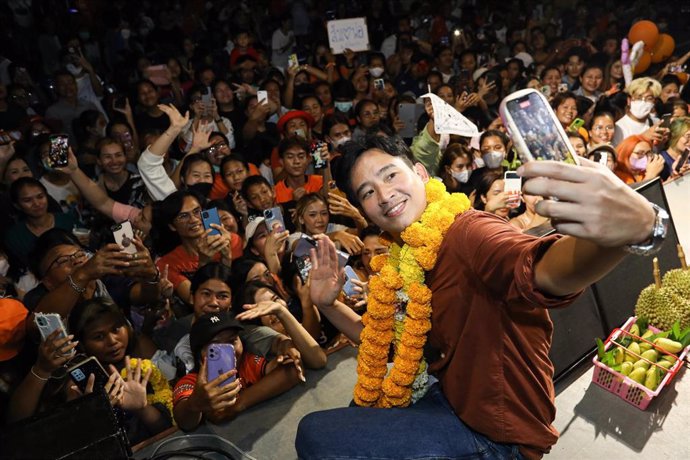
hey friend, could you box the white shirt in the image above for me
[271,28,294,69]
[613,114,650,146]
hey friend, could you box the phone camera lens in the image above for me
[203,212,209,219]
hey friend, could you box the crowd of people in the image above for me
[0,0,687,456]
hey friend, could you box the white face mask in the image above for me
[66,64,82,76]
[482,151,505,169]
[451,169,471,183]
[333,136,351,147]
[0,257,8,277]
[630,100,654,119]
[369,67,384,78]
[121,28,131,40]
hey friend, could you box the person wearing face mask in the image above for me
[471,130,518,192]
[331,79,356,116]
[323,113,352,152]
[613,77,667,146]
[614,135,665,184]
[439,143,474,195]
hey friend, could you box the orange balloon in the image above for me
[629,20,659,51]
[634,51,652,74]
[651,33,675,63]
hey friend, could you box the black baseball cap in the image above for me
[190,312,244,358]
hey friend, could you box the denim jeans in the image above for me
[295,383,524,460]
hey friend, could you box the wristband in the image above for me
[31,366,49,381]
[67,274,87,294]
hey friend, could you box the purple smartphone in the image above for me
[206,343,236,386]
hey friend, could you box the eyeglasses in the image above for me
[592,125,615,132]
[632,96,656,103]
[175,207,202,223]
[46,250,89,272]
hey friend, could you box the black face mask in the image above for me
[187,182,213,198]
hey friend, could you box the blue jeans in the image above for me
[295,383,524,460]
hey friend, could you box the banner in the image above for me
[327,18,370,54]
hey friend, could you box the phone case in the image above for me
[206,343,236,386]
[257,90,268,104]
[499,89,579,165]
[68,357,110,393]
[342,266,360,297]
[112,221,137,254]
[310,141,328,169]
[263,207,285,233]
[35,313,69,342]
[397,103,424,138]
[46,134,69,169]
[202,208,222,236]
[503,171,522,193]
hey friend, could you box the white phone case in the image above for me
[113,221,138,254]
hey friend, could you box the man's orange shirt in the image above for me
[274,175,323,203]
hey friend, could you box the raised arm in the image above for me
[521,158,658,297]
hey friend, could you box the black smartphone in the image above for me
[68,356,110,393]
[44,134,69,169]
[675,149,690,173]
[660,114,673,129]
[113,95,127,110]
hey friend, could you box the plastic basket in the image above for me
[591,316,689,410]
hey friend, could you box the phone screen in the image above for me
[45,134,69,169]
[502,90,578,165]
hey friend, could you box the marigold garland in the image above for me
[120,358,174,423]
[354,179,470,408]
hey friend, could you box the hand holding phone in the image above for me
[342,266,360,297]
[68,356,111,393]
[206,343,236,387]
[263,207,285,233]
[112,221,138,255]
[202,208,222,236]
[257,90,268,105]
[43,134,70,169]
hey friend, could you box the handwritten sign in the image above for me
[327,18,370,54]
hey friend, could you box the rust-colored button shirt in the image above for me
[427,210,581,459]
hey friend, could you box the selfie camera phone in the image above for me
[568,118,585,131]
[0,131,13,145]
[373,79,385,91]
[68,356,110,393]
[263,207,285,233]
[660,114,673,129]
[112,221,138,255]
[558,83,568,93]
[310,141,328,169]
[540,85,551,97]
[397,103,424,138]
[499,89,579,165]
[257,90,268,105]
[288,54,299,69]
[206,343,236,386]
[675,149,690,173]
[44,134,69,169]
[202,207,222,236]
[201,86,213,116]
[113,95,127,111]
[342,266,360,297]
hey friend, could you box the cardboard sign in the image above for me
[327,18,370,54]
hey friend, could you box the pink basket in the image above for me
[592,316,689,410]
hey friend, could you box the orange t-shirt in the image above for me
[274,175,324,204]
[173,352,267,405]
[156,237,243,289]
[209,164,260,201]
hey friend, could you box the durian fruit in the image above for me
[662,245,690,314]
[635,257,690,330]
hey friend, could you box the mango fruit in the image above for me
[629,324,640,337]
[644,368,660,391]
[641,349,659,363]
[629,367,646,384]
[620,361,633,376]
[660,354,677,365]
[626,342,641,362]
[633,359,650,371]
[613,347,625,364]
[641,330,655,340]
[639,341,653,352]
[657,360,674,371]
[653,338,683,354]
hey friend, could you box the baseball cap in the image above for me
[190,312,244,358]
[277,110,315,133]
[244,216,266,242]
[0,299,29,361]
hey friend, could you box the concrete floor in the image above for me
[137,347,690,459]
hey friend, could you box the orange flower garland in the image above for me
[353,179,471,408]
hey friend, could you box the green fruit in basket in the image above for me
[633,359,650,371]
[629,367,646,384]
[625,342,641,362]
[644,368,660,391]
[613,347,625,364]
[641,330,655,341]
[653,338,683,354]
[639,341,653,353]
[629,323,640,337]
[661,354,677,365]
[620,361,633,376]
[641,349,659,363]
[657,360,674,371]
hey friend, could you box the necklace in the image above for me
[354,179,471,408]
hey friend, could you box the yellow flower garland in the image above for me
[120,358,174,423]
[353,179,470,408]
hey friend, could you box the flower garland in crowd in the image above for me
[354,179,471,408]
[120,358,174,421]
